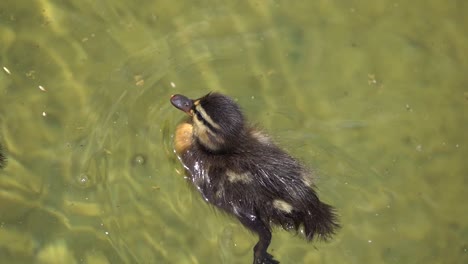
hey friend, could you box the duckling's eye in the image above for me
[195,110,203,122]
[194,109,217,132]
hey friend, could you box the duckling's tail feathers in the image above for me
[303,202,340,241]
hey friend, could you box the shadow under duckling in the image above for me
[170,92,339,264]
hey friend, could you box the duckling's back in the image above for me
[185,136,339,241]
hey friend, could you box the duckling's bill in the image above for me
[170,94,193,115]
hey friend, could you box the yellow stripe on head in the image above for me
[194,105,221,130]
[192,105,225,151]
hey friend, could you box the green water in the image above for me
[1,1,467,263]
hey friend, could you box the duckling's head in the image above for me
[171,92,245,153]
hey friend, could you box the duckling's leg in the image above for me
[236,213,279,264]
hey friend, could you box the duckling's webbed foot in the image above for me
[254,251,279,264]
[235,212,280,264]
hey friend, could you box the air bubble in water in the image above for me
[77,173,90,188]
[132,154,146,166]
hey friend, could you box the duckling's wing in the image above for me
[246,147,339,240]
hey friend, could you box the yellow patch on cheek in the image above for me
[193,117,222,151]
[174,123,193,154]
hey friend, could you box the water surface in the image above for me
[0,1,467,263]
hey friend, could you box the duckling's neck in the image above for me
[194,129,249,155]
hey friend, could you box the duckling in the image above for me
[170,92,339,264]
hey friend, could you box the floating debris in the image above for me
[26,70,36,79]
[2,66,11,75]
[38,85,47,92]
[134,75,145,86]
[405,104,413,112]
[368,74,377,85]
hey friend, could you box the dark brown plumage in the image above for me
[170,92,339,264]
